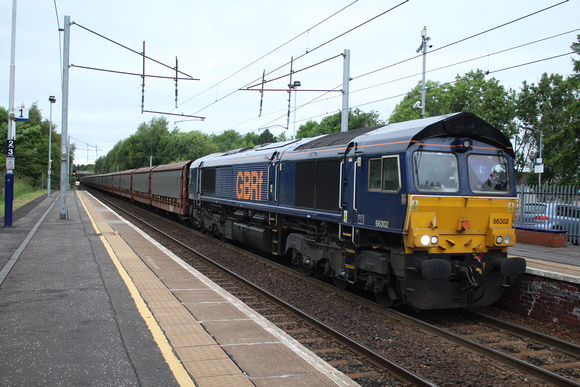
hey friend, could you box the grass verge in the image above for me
[0,179,46,217]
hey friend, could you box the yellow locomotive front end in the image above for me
[392,136,526,310]
[397,195,525,310]
[405,195,517,255]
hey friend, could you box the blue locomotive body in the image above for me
[83,112,526,310]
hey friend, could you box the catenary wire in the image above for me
[346,28,580,98]
[353,0,569,81]
[175,0,360,110]
[322,51,576,123]
[180,1,410,122]
[230,27,580,134]
[181,0,563,129]
[250,48,576,135]
[53,0,63,87]
[71,22,196,79]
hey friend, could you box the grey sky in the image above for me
[1,0,578,164]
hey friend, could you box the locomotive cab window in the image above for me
[468,154,510,193]
[368,156,400,191]
[413,151,459,192]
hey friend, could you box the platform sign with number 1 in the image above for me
[14,107,29,122]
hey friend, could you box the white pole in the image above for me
[341,49,350,133]
[60,16,71,219]
[4,0,17,227]
[7,0,17,140]
[420,27,429,119]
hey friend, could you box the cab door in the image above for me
[340,143,360,238]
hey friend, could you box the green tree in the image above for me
[450,70,517,137]
[211,130,245,152]
[572,34,580,77]
[389,70,516,138]
[15,124,46,185]
[97,116,172,170]
[516,73,580,184]
[295,120,319,138]
[388,80,453,123]
[257,128,276,144]
[159,130,218,162]
[296,108,384,138]
[0,103,68,187]
[134,116,170,166]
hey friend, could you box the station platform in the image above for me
[509,241,580,284]
[0,191,356,386]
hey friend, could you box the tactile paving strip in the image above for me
[78,192,253,386]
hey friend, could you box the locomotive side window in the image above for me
[413,151,459,192]
[368,156,400,191]
[468,154,510,193]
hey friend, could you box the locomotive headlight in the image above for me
[455,138,473,152]
[419,234,438,246]
[504,235,511,245]
[495,235,503,244]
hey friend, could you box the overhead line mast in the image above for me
[70,23,202,120]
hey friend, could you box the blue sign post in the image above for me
[4,173,14,227]
[5,140,16,227]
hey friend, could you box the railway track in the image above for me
[89,189,580,385]
[89,190,433,386]
[417,309,580,386]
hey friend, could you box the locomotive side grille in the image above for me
[295,159,341,213]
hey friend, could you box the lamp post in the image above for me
[522,126,543,192]
[287,79,300,136]
[48,95,56,197]
[291,80,300,138]
[416,26,431,119]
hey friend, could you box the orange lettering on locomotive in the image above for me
[236,170,264,201]
[251,171,259,200]
[243,171,251,199]
[236,171,244,199]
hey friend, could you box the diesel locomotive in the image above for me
[82,112,526,310]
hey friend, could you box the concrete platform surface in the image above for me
[0,192,178,386]
[0,191,356,386]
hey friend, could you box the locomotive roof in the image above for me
[295,112,513,156]
[193,112,513,167]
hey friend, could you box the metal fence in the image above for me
[515,184,580,244]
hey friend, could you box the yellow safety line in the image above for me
[77,192,194,386]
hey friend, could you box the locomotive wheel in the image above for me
[333,277,350,290]
[375,289,394,308]
[294,250,315,276]
[301,263,315,276]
